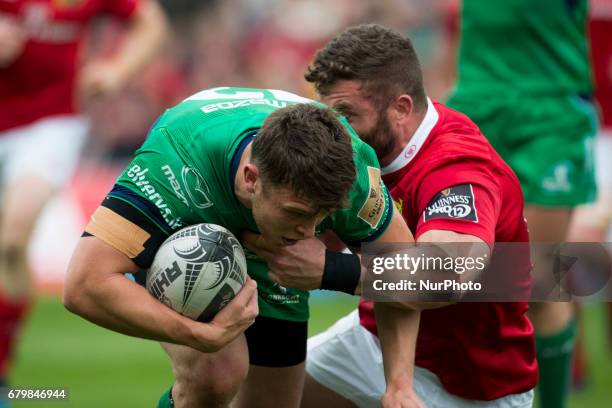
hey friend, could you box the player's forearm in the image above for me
[374,303,420,391]
[65,273,202,346]
[63,238,223,352]
[109,0,168,84]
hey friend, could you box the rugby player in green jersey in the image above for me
[63,87,414,408]
[447,1,598,406]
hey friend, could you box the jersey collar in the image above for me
[382,98,438,175]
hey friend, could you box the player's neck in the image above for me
[234,144,254,208]
[378,109,426,167]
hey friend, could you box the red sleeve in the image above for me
[100,0,140,19]
[414,164,501,243]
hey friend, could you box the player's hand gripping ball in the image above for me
[147,224,247,322]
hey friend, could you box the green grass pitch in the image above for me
[8,295,612,407]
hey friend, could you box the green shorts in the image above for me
[447,91,598,207]
[247,256,309,322]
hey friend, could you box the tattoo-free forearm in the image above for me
[374,303,421,392]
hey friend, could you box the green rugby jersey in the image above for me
[111,87,393,249]
[455,0,592,95]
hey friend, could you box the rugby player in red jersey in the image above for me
[0,0,166,395]
[306,24,537,408]
[247,24,537,407]
[568,0,612,386]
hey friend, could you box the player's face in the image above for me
[321,80,399,159]
[251,183,329,248]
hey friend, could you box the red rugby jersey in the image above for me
[359,100,537,400]
[0,0,139,132]
[590,0,612,129]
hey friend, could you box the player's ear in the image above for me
[243,164,259,194]
[392,94,414,121]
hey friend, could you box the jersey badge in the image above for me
[358,166,386,228]
[423,184,478,222]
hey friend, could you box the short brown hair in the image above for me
[305,24,427,111]
[252,103,356,209]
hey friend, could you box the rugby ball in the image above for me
[146,223,247,322]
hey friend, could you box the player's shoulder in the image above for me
[423,101,495,165]
[420,102,522,193]
[401,101,520,193]
[153,89,264,136]
[161,87,315,128]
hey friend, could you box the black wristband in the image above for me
[321,250,361,295]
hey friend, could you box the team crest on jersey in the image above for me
[358,167,386,228]
[181,166,213,209]
[423,184,478,222]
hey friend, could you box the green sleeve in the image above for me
[321,140,394,245]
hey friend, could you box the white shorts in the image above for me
[573,131,612,235]
[0,115,88,189]
[306,310,534,408]
[594,130,612,192]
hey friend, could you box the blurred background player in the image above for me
[0,0,167,402]
[567,0,612,388]
[447,1,598,407]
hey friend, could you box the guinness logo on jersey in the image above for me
[423,184,478,223]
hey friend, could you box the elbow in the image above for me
[141,0,169,47]
[158,10,170,44]
[63,268,90,316]
[62,281,82,315]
